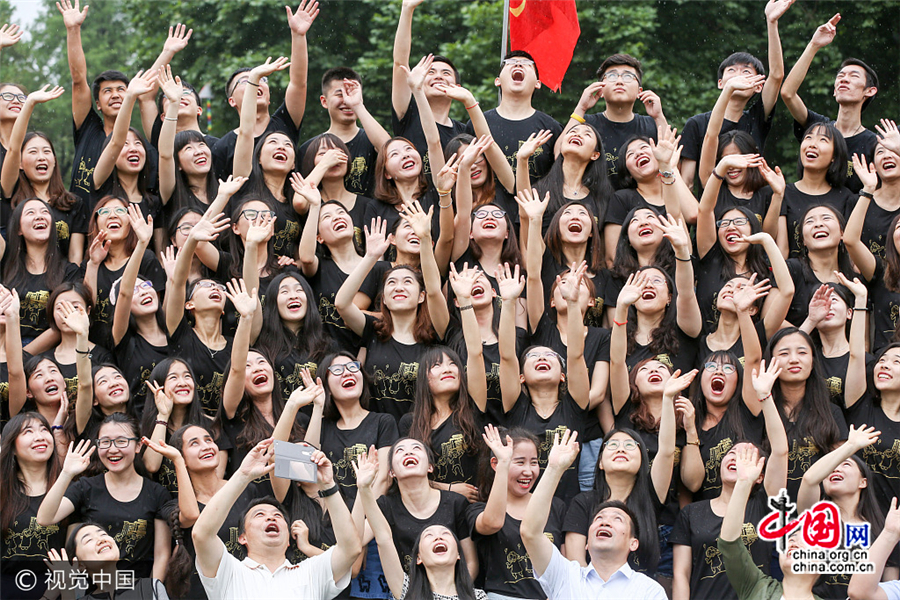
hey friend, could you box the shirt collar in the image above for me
[242,556,300,573]
[583,560,635,583]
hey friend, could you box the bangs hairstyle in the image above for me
[839,58,879,111]
[65,521,115,562]
[713,206,770,300]
[300,132,351,179]
[407,526,478,600]
[612,205,674,281]
[410,347,480,457]
[616,135,655,190]
[3,198,67,292]
[596,53,643,85]
[873,343,900,404]
[11,132,79,211]
[247,130,296,201]
[470,203,521,267]
[374,137,428,205]
[88,196,138,254]
[140,358,206,438]
[1,412,61,531]
[91,70,129,104]
[97,412,147,476]
[885,214,900,292]
[224,195,282,281]
[386,436,436,495]
[373,265,438,344]
[624,266,680,356]
[170,130,218,212]
[476,426,539,502]
[315,199,364,256]
[47,282,94,332]
[100,127,152,200]
[256,273,331,371]
[690,351,746,441]
[544,200,605,274]
[797,122,849,189]
[717,52,766,80]
[319,351,373,421]
[431,55,461,84]
[166,206,205,242]
[716,131,766,193]
[321,66,361,94]
[797,203,855,279]
[627,358,674,433]
[763,327,842,452]
[444,133,497,207]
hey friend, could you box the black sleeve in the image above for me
[668,503,692,546]
[376,414,401,448]
[679,114,705,162]
[398,413,412,438]
[562,491,594,534]
[793,108,829,142]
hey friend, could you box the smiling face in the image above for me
[626,208,663,249]
[800,126,836,171]
[162,87,202,120]
[316,202,354,246]
[773,332,814,383]
[96,198,131,242]
[382,268,425,313]
[801,206,841,251]
[720,142,749,188]
[468,271,495,309]
[471,205,509,243]
[624,139,658,181]
[833,64,876,106]
[27,359,65,408]
[720,442,763,485]
[391,218,421,256]
[171,212,201,249]
[276,277,308,322]
[716,277,757,315]
[586,506,639,556]
[326,355,363,402]
[506,440,539,497]
[700,356,739,407]
[550,271,594,315]
[0,84,26,121]
[560,124,601,162]
[115,130,146,175]
[384,139,422,181]
[129,277,159,317]
[458,144,489,188]
[423,61,457,99]
[19,199,53,245]
[823,458,866,499]
[185,278,226,313]
[390,438,432,480]
[96,80,127,118]
[93,366,129,411]
[230,73,270,112]
[426,353,461,397]
[259,132,295,175]
[634,268,670,314]
[75,525,120,564]
[416,525,460,567]
[313,138,349,179]
[874,347,900,392]
[97,421,138,473]
[21,135,56,184]
[320,79,356,125]
[232,200,274,241]
[180,425,219,472]
[163,361,195,406]
[599,432,642,475]
[521,347,564,387]
[177,139,211,176]
[239,503,289,552]
[558,203,593,245]
[817,288,851,333]
[52,290,88,334]
[717,208,752,255]
[244,351,275,398]
[495,58,540,95]
[874,143,900,182]
[13,417,54,465]
[633,359,671,396]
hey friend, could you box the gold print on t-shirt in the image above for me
[56,220,70,243]
[226,527,242,557]
[700,522,759,581]
[283,361,319,395]
[74,159,94,193]
[318,295,345,330]
[374,362,418,401]
[825,376,843,398]
[509,142,544,176]
[114,520,147,557]
[198,371,225,416]
[656,353,674,369]
[705,438,733,492]
[434,434,466,481]
[21,290,50,324]
[793,221,802,258]
[273,220,300,253]
[863,439,900,479]
[539,426,570,467]
[3,517,59,557]
[334,443,368,485]
[0,381,9,404]
[605,152,618,176]
[346,157,367,191]
[64,376,78,403]
[890,304,900,336]
[95,296,112,326]
[504,543,534,583]
[788,437,818,480]
[869,239,886,259]
[709,291,721,331]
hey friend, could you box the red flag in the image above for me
[508,0,580,93]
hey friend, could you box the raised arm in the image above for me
[759,159,786,239]
[837,273,870,408]
[611,272,646,414]
[653,126,696,224]
[515,131,553,241]
[221,279,259,420]
[309,449,362,584]
[761,0,793,115]
[520,430,579,577]
[403,54,446,178]
[0,289,27,418]
[844,155,880,281]
[270,371,323,502]
[56,0,91,129]
[142,380,175,474]
[780,14,841,126]
[798,425,880,513]
[559,262,591,410]
[474,426,513,535]
[451,136,492,262]
[56,301,94,436]
[335,219,390,336]
[747,232,794,338]
[112,205,152,346]
[241,214,274,341]
[233,57,291,178]
[678,393,703,493]
[516,188,549,330]
[497,263,525,413]
[0,85,65,198]
[156,65,183,204]
[733,275,771,416]
[36,440,94,526]
[448,264,488,412]
[720,445,764,541]
[139,24,193,137]
[654,370,697,503]
[292,173,321,275]
[341,78,390,154]
[284,1,318,127]
[400,198,448,332]
[0,23,23,55]
[428,159,457,276]
[391,0,422,120]
[92,69,158,189]
[142,437,200,527]
[848,498,900,600]
[753,359,789,496]
[660,215,702,337]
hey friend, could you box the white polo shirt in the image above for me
[197,539,350,600]
[536,545,667,600]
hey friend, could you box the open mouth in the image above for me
[596,527,613,539]
[44,383,59,395]
[106,220,122,231]
[636,156,651,168]
[612,454,629,462]
[97,541,114,554]
[194,156,208,167]
[109,100,122,109]
[402,456,419,468]
[341,377,356,389]
[401,159,417,171]
[407,234,420,247]
[710,375,726,394]
[140,295,154,306]
[567,221,583,233]
[273,151,289,162]
[251,373,269,386]
[208,290,223,302]
[829,473,844,482]
[805,150,819,161]
[109,385,126,398]
[31,442,49,453]
[568,136,584,147]
[535,360,552,372]
[432,541,449,554]
[174,386,192,398]
[392,292,408,302]
[332,218,348,233]
[727,462,737,472]
[471,168,482,179]
[32,220,48,230]
[726,169,742,180]
[511,69,525,83]
[265,523,280,535]
[35,163,49,174]
[287,299,303,311]
[883,159,898,171]
[482,220,498,230]
[106,455,124,465]
[877,371,892,381]
[472,284,486,297]
[638,225,654,237]
[516,476,533,489]
[647,373,663,384]
[199,449,216,461]
[812,230,829,240]
[126,154,141,166]
[641,289,657,301]
[725,232,740,243]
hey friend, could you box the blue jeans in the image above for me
[578,438,603,492]
[350,540,391,599]
[657,524,674,578]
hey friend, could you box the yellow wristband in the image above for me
[570,112,586,124]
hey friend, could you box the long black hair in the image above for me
[690,351,747,442]
[625,266,681,356]
[612,205,674,281]
[823,455,885,540]
[797,122,849,189]
[476,426,539,502]
[255,272,331,370]
[0,412,61,531]
[100,127,153,201]
[797,203,856,281]
[544,200,605,274]
[3,198,67,292]
[716,130,766,193]
[407,526,478,600]
[169,130,219,212]
[223,195,282,281]
[140,358,206,438]
[246,130,295,203]
[319,351,373,422]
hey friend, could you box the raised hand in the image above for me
[399,199,434,241]
[53,390,69,429]
[846,424,881,452]
[448,263,480,301]
[126,69,159,97]
[286,0,320,36]
[341,78,364,112]
[875,119,900,156]
[751,358,782,399]
[291,519,311,548]
[44,548,79,593]
[650,125,681,169]
[217,175,249,198]
[311,450,335,488]
[141,436,184,463]
[576,81,605,112]
[657,214,691,257]
[759,160,786,195]
[735,444,765,484]
[664,369,699,398]
[638,90,664,121]
[495,263,524,302]
[434,151,461,192]
[483,424,513,464]
[0,23,23,47]
[0,287,20,321]
[732,274,771,313]
[290,173,323,207]
[885,498,900,538]
[459,134,492,168]
[287,370,325,408]
[364,217,391,259]
[28,85,66,105]
[159,64,183,104]
[251,56,291,81]
[163,23,192,55]
[765,0,795,23]
[402,53,433,92]
[224,278,258,319]
[238,438,275,480]
[811,13,840,49]
[557,261,588,304]
[145,380,173,420]
[62,440,95,477]
[188,214,231,243]
[851,154,878,192]
[516,130,554,160]
[352,445,379,489]
[834,271,868,302]
[59,299,90,337]
[514,187,550,221]
[160,245,179,280]
[245,212,275,246]
[806,284,833,327]
[546,429,579,471]
[723,74,767,95]
[435,82,476,106]
[56,0,89,29]
[675,396,697,435]
[616,271,649,307]
[127,203,153,245]
[718,153,765,173]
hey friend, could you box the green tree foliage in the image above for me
[2,0,898,179]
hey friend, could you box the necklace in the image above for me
[563,183,586,198]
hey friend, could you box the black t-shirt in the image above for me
[604,187,666,226]
[212,102,301,181]
[794,109,877,193]
[624,326,699,376]
[695,249,772,336]
[391,97,466,177]
[272,350,320,406]
[114,329,169,418]
[63,474,171,578]
[466,498,567,598]
[529,312,611,382]
[362,314,430,422]
[681,99,775,163]
[376,490,471,573]
[715,185,773,225]
[51,199,89,261]
[694,402,765,502]
[783,402,849,501]
[818,350,875,407]
[169,317,233,417]
[89,250,165,350]
[44,345,113,401]
[785,258,858,328]
[269,195,305,259]
[583,112,659,189]
[859,198,900,261]
[455,327,528,427]
[15,263,82,340]
[780,183,855,260]
[537,252,609,328]
[504,390,587,502]
[669,493,773,600]
[868,258,900,352]
[298,128,379,197]
[321,412,399,506]
[399,413,481,489]
[2,494,69,599]
[222,410,309,480]
[697,319,768,374]
[70,110,107,205]
[845,395,900,514]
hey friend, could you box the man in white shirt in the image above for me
[192,439,362,600]
[521,430,667,600]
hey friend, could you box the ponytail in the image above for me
[165,509,193,598]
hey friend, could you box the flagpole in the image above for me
[500,0,509,104]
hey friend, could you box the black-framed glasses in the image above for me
[97,437,138,449]
[232,76,268,95]
[473,209,506,220]
[175,223,195,235]
[704,362,736,374]
[189,280,226,300]
[0,91,27,102]
[716,217,750,228]
[240,209,277,221]
[605,440,638,451]
[97,206,128,217]
[327,361,361,376]
[602,72,638,83]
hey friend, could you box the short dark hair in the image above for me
[91,70,130,104]
[238,496,288,537]
[155,79,201,117]
[322,67,361,95]
[225,67,252,99]
[431,55,461,85]
[593,499,640,540]
[839,58,879,111]
[796,122,849,189]
[596,54,643,85]
[501,50,539,80]
[717,52,766,81]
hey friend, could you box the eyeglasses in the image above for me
[0,92,27,103]
[605,440,638,451]
[175,223,195,235]
[473,209,506,220]
[97,206,128,217]
[134,280,154,294]
[327,361,361,376]
[232,76,267,95]
[503,58,535,68]
[525,350,560,361]
[704,362,736,374]
[716,217,750,228]
[602,72,638,83]
[189,280,226,300]
[97,437,138,449]
[240,209,277,221]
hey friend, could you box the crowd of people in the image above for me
[1,0,900,598]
